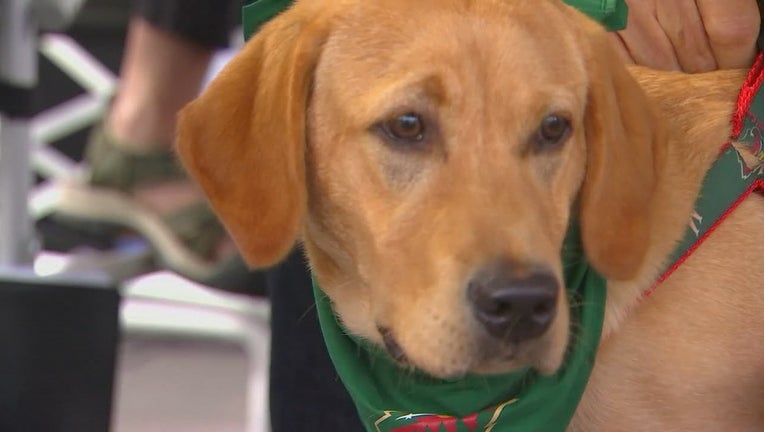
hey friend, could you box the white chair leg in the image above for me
[246,317,271,432]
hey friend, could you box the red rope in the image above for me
[731,52,764,138]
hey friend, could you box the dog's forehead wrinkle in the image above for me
[354,73,454,130]
[324,2,543,94]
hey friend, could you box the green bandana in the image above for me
[313,223,606,432]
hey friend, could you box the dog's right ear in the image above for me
[176,2,336,268]
[576,19,665,281]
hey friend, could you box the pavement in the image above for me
[113,335,249,432]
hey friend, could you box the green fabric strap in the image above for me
[313,223,606,432]
[665,85,764,270]
[241,0,628,41]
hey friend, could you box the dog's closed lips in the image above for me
[378,326,408,364]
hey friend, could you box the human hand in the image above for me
[610,0,761,72]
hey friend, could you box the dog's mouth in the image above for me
[375,324,556,377]
[367,260,578,377]
[378,326,409,364]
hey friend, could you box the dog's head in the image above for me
[177,0,661,378]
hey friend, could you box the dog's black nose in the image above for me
[467,262,558,343]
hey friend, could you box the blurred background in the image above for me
[0,1,271,431]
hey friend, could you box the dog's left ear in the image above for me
[578,25,666,280]
[176,2,338,268]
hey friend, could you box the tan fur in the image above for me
[176,0,764,429]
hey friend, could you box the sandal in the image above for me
[48,121,261,293]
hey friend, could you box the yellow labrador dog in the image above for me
[177,0,764,429]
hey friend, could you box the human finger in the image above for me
[617,0,683,70]
[696,0,760,69]
[655,0,717,72]
[609,32,637,65]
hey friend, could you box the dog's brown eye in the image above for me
[533,114,571,151]
[382,113,425,142]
